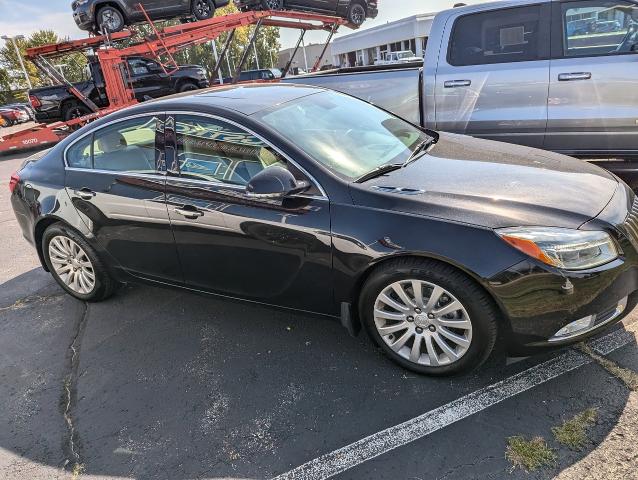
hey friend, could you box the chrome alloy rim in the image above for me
[48,236,96,295]
[100,9,122,31]
[350,4,366,25]
[264,0,282,9]
[195,0,212,17]
[373,280,472,366]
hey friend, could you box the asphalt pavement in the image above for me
[1,151,637,480]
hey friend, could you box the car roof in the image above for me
[138,83,325,116]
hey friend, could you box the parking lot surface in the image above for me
[1,151,638,479]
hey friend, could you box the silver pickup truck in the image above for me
[284,0,638,187]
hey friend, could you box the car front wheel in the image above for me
[359,258,498,375]
[43,223,117,302]
[261,0,284,10]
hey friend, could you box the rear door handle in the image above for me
[558,72,591,81]
[174,206,204,219]
[74,188,95,200]
[444,79,471,88]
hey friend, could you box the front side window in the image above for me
[449,5,545,66]
[128,58,150,76]
[255,91,431,180]
[174,115,289,186]
[92,116,158,172]
[562,1,638,56]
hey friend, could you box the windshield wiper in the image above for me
[354,163,403,183]
[404,136,436,166]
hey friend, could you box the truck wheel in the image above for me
[97,6,125,33]
[192,0,215,21]
[261,0,284,10]
[63,103,91,122]
[347,1,366,27]
[178,82,199,93]
[359,258,498,375]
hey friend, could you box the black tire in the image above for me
[42,223,118,302]
[97,6,125,33]
[347,1,367,27]
[261,0,284,10]
[62,103,91,122]
[192,0,215,21]
[178,81,199,93]
[359,258,499,376]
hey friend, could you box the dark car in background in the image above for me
[9,84,638,375]
[72,0,230,33]
[235,0,378,26]
[29,55,209,123]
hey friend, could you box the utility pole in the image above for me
[2,35,32,89]
[211,40,224,84]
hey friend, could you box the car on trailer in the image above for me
[0,107,29,126]
[9,84,638,376]
[72,0,231,33]
[234,0,378,27]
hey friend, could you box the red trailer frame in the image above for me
[0,8,349,154]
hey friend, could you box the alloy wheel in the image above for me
[100,9,122,32]
[373,279,473,367]
[48,235,96,295]
[195,0,212,18]
[349,4,366,26]
[264,0,283,9]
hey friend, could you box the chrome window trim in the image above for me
[166,110,329,200]
[65,167,166,180]
[63,110,329,201]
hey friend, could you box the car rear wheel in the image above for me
[43,223,117,302]
[359,258,498,375]
[97,6,125,33]
[62,103,91,122]
[261,0,284,10]
[192,0,215,20]
[178,81,199,92]
[347,2,366,26]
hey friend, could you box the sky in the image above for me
[0,0,491,49]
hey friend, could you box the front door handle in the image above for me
[444,79,471,88]
[74,188,95,200]
[174,206,204,219]
[558,72,592,81]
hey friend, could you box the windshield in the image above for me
[255,91,431,180]
[397,51,415,59]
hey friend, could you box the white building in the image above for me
[277,43,333,73]
[331,13,436,67]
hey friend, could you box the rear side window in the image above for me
[449,5,546,66]
[66,134,92,169]
[561,1,638,57]
[66,115,159,172]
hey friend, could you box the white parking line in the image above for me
[273,321,638,480]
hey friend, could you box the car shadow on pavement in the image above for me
[0,267,634,480]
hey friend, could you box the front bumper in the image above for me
[489,186,638,353]
[72,5,95,31]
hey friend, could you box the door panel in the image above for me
[164,114,334,314]
[65,114,183,283]
[434,4,551,148]
[127,58,171,100]
[546,0,638,155]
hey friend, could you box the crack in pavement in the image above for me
[60,302,89,475]
[577,343,638,391]
[0,292,64,312]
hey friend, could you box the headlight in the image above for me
[496,227,619,270]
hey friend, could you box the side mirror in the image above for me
[246,166,310,199]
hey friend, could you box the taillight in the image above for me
[9,172,20,193]
[29,95,41,109]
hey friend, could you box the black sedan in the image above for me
[234,0,378,26]
[9,84,638,375]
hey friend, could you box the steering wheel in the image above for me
[615,22,638,52]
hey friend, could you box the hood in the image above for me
[349,133,619,229]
